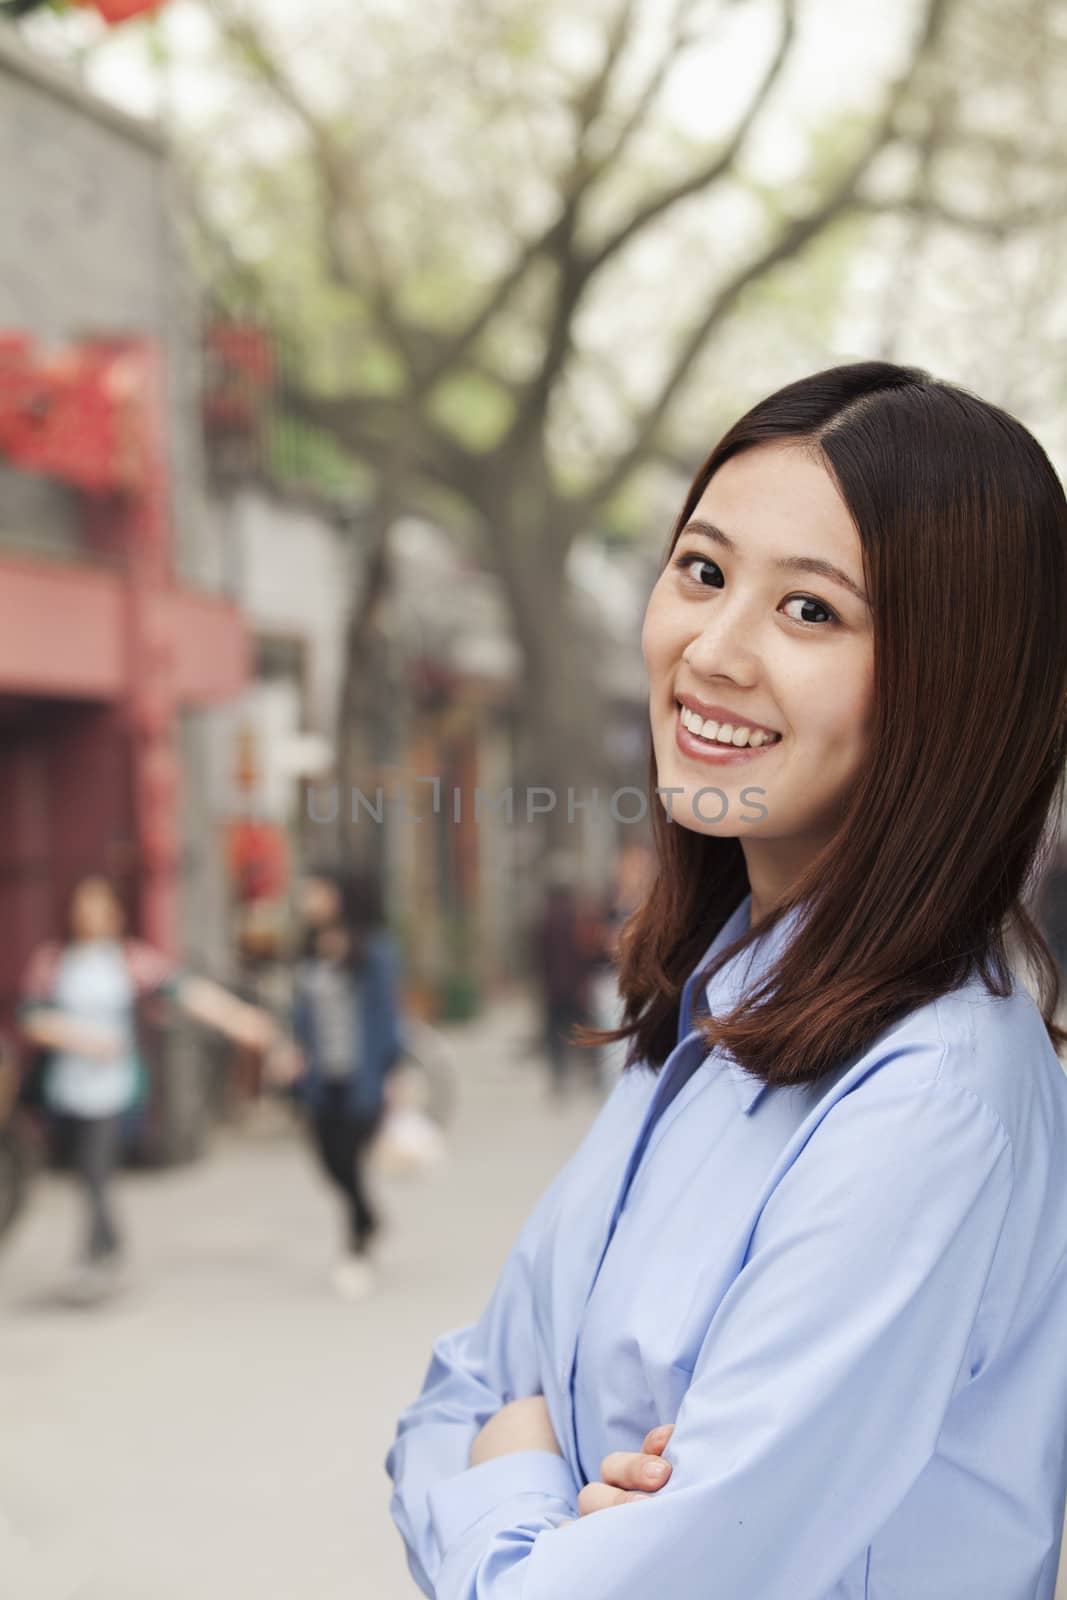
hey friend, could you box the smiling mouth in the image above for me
[675,700,783,752]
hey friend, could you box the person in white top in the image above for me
[17,875,276,1303]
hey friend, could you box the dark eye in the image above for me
[673,553,722,588]
[782,596,836,628]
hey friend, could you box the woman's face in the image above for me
[300,876,341,928]
[70,878,124,942]
[642,440,875,900]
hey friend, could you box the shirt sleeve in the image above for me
[15,942,60,1015]
[123,938,185,1000]
[384,1152,584,1596]
[427,1068,1014,1600]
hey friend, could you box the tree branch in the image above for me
[574,0,953,517]
[854,191,1062,238]
[872,79,952,363]
[583,0,707,186]
[568,0,643,142]
[174,160,268,310]
[580,0,797,283]
[414,0,647,393]
[279,384,485,509]
[506,0,794,449]
[209,1,422,376]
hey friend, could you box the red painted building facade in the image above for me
[0,32,249,1048]
[0,336,248,1042]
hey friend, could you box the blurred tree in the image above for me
[169,0,972,847]
[864,0,1067,420]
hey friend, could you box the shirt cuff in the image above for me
[427,1449,579,1558]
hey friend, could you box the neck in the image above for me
[742,835,832,930]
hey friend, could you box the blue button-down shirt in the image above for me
[385,892,1067,1598]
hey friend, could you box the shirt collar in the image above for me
[726,1055,769,1115]
[681,891,807,1114]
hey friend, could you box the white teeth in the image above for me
[679,705,779,749]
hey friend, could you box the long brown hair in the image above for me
[579,360,1067,1085]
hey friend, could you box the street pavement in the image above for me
[3,986,1066,1598]
[0,990,601,1600]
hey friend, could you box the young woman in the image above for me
[385,362,1067,1599]
[287,864,406,1300]
[17,874,276,1302]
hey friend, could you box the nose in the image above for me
[682,592,762,683]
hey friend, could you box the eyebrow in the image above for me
[680,518,869,606]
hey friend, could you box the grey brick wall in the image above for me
[0,23,221,591]
[0,25,231,972]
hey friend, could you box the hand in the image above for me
[78,1022,125,1063]
[557,1423,675,1528]
[230,1006,277,1053]
[264,1037,306,1087]
[470,1396,562,1467]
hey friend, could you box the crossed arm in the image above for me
[470,1394,673,1515]
[386,1072,1014,1600]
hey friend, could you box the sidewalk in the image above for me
[0,989,600,1600]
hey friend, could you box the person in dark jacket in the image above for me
[532,851,601,1100]
[286,864,406,1300]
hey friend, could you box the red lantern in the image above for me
[0,335,161,494]
[208,325,274,388]
[225,820,290,904]
[71,0,168,24]
[202,323,275,442]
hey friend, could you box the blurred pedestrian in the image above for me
[533,851,599,1100]
[587,837,655,1094]
[231,903,294,1111]
[282,864,406,1300]
[16,874,276,1304]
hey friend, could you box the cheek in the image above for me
[640,608,659,678]
[842,659,876,740]
[808,665,874,759]
[641,586,679,675]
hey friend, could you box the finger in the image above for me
[641,1423,675,1454]
[577,1482,652,1517]
[600,1446,673,1491]
[578,1482,617,1516]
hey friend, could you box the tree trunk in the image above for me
[483,488,615,858]
[336,482,401,877]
